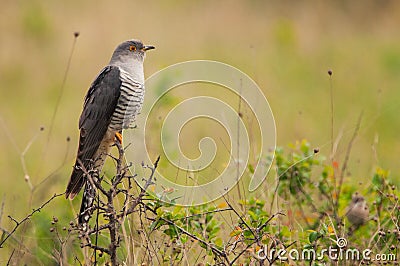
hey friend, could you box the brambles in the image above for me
[1,141,398,265]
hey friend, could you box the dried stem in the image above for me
[0,193,64,248]
[335,111,363,211]
[75,140,160,266]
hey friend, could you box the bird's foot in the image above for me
[115,132,123,144]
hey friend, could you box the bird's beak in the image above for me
[142,45,155,52]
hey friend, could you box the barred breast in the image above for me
[109,68,145,131]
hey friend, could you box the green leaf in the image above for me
[243,229,254,238]
[229,228,242,237]
[156,207,164,216]
[248,164,255,173]
[214,237,223,247]
[164,227,178,237]
[308,231,319,243]
[248,210,258,221]
[149,219,160,231]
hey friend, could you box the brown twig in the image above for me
[158,216,229,262]
[0,193,64,248]
[258,211,285,232]
[225,197,255,238]
[170,207,232,222]
[118,156,159,218]
[336,111,363,211]
[76,140,160,266]
[47,32,79,141]
[7,249,15,266]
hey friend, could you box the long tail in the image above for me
[78,179,96,231]
[75,130,117,230]
[77,152,108,230]
[66,163,86,200]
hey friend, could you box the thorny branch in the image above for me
[0,193,64,248]
[75,141,160,266]
[160,216,228,261]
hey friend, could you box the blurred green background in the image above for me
[0,0,400,261]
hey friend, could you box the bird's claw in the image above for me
[115,132,123,144]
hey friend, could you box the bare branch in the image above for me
[158,216,228,262]
[0,193,64,248]
[336,111,363,210]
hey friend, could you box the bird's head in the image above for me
[351,192,365,204]
[110,39,155,64]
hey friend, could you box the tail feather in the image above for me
[65,157,93,199]
[78,180,96,230]
[65,167,85,199]
[67,130,114,227]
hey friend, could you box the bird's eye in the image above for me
[129,45,136,51]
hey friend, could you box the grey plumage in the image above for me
[109,69,145,130]
[66,66,121,199]
[66,40,154,229]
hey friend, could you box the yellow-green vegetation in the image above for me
[2,141,398,265]
[0,1,399,265]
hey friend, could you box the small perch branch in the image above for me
[0,193,64,248]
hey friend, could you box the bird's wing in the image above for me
[66,65,121,199]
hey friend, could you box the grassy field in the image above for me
[0,1,400,264]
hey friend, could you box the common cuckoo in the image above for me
[65,40,154,228]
